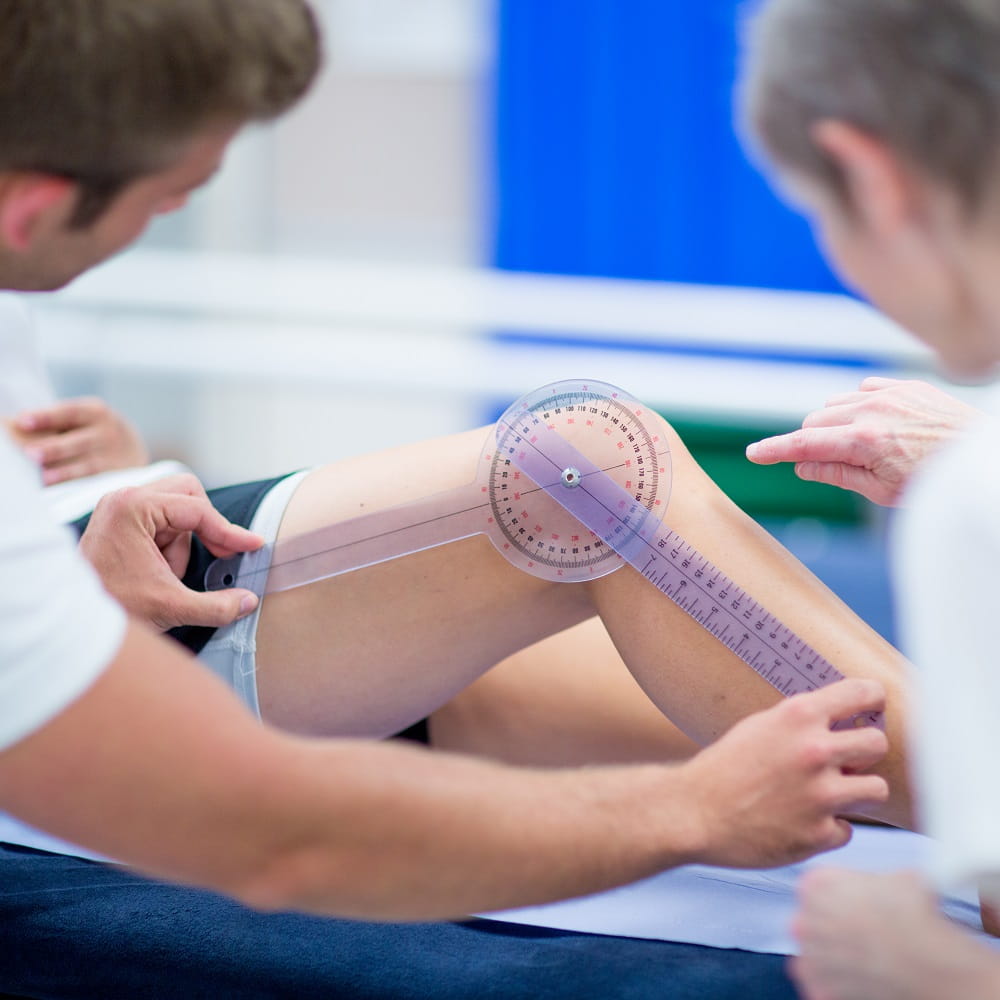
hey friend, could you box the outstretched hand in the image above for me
[746,378,980,506]
[679,679,889,870]
[9,396,149,485]
[79,474,264,631]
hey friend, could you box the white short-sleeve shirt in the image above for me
[0,295,125,753]
[0,430,126,752]
[896,385,1000,896]
[0,294,56,413]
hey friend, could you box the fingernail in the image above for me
[238,594,258,617]
[23,446,43,463]
[15,415,37,431]
[745,443,760,459]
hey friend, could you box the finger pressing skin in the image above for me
[746,426,863,466]
[837,774,890,812]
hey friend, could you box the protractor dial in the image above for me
[484,380,671,582]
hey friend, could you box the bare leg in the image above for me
[256,429,594,739]
[255,417,911,826]
[791,869,1000,1000]
[430,617,700,766]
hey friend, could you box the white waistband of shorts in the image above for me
[198,469,312,719]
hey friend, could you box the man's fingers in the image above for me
[155,582,259,630]
[818,817,854,853]
[148,473,210,500]
[154,493,264,559]
[829,726,889,772]
[795,679,887,727]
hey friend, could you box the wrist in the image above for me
[655,759,713,866]
[594,761,708,872]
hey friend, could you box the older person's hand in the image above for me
[746,378,980,506]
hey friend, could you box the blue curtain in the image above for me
[491,1,843,293]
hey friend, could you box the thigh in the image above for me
[255,429,594,738]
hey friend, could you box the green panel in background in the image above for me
[663,413,868,525]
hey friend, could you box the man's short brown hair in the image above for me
[0,0,322,224]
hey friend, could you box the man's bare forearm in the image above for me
[236,741,702,919]
[0,622,887,920]
[0,624,696,919]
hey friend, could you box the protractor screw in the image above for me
[561,466,582,489]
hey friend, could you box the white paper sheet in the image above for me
[484,825,991,955]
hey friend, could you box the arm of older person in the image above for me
[746,378,980,507]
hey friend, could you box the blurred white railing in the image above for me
[29,249,976,485]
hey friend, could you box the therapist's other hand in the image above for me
[680,680,888,869]
[10,396,150,485]
[745,377,979,506]
[79,474,264,631]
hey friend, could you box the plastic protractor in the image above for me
[484,379,672,582]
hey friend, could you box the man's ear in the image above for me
[0,173,77,252]
[811,120,914,236]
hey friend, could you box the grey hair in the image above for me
[741,0,1000,210]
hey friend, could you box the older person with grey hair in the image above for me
[741,0,1000,996]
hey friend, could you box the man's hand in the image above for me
[79,474,264,631]
[8,396,149,485]
[745,377,979,506]
[679,679,889,869]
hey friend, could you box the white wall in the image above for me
[144,0,492,264]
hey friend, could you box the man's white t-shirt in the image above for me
[0,294,126,848]
[0,431,126,752]
[896,384,1000,899]
[0,294,56,413]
